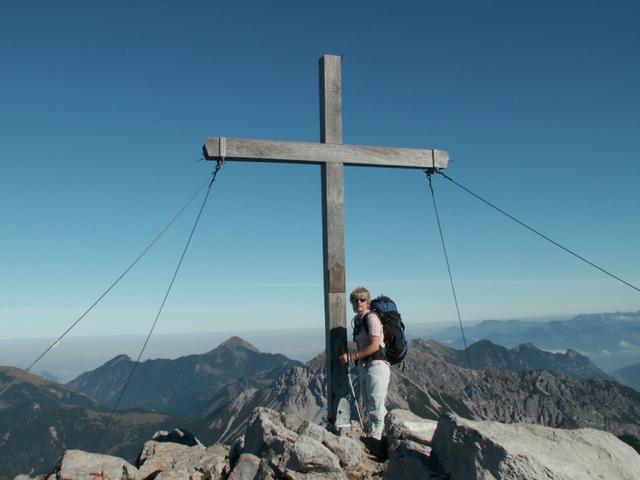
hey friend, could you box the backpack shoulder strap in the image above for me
[354,311,381,338]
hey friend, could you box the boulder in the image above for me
[236,407,378,479]
[227,453,263,480]
[243,407,298,460]
[285,435,342,475]
[137,440,227,479]
[383,447,444,480]
[385,409,437,457]
[382,410,444,479]
[296,420,371,474]
[432,413,640,480]
[49,450,139,480]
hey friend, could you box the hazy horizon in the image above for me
[2,310,637,383]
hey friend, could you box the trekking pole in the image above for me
[347,366,365,430]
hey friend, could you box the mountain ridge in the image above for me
[431,310,640,361]
[190,337,640,452]
[4,334,640,479]
[67,337,303,419]
[0,365,182,480]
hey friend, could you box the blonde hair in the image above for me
[349,287,371,304]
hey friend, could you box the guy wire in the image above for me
[93,162,223,450]
[437,171,640,294]
[425,171,474,372]
[0,171,216,400]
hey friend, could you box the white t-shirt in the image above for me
[353,311,388,366]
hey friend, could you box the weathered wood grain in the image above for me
[320,55,342,144]
[320,55,350,428]
[201,54,451,429]
[204,137,449,169]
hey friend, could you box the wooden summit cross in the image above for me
[203,55,449,428]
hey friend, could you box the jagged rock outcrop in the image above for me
[402,339,640,448]
[196,365,327,445]
[432,413,640,479]
[384,409,437,457]
[12,335,640,479]
[196,339,640,453]
[44,450,140,480]
[239,407,379,479]
[136,440,228,479]
[382,410,444,479]
[33,407,640,480]
[43,435,228,480]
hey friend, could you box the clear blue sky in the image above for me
[2,0,639,341]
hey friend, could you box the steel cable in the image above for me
[437,171,640,294]
[0,171,216,399]
[93,161,223,450]
[425,171,474,372]
[93,161,223,451]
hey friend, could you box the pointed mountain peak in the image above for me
[104,354,132,366]
[218,336,259,352]
[515,342,541,352]
[468,339,497,349]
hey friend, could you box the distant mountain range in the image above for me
[399,339,640,451]
[0,366,181,480]
[3,334,640,479]
[432,311,640,352]
[192,338,640,453]
[425,339,611,380]
[431,311,640,377]
[67,336,302,419]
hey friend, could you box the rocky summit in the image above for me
[7,335,640,478]
[193,338,640,453]
[27,406,640,480]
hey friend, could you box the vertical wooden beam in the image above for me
[320,54,350,427]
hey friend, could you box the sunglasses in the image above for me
[352,298,368,303]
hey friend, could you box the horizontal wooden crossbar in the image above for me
[203,137,449,170]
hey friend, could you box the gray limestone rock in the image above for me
[285,435,342,475]
[227,453,262,480]
[383,447,443,480]
[296,421,370,473]
[227,452,276,480]
[24,404,640,480]
[51,450,140,480]
[385,409,438,456]
[151,470,194,480]
[236,407,378,479]
[432,413,640,480]
[137,440,227,479]
[243,408,298,460]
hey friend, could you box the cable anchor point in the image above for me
[208,158,224,188]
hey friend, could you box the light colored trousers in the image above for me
[358,361,391,440]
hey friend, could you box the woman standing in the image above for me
[339,287,391,440]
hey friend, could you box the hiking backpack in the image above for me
[354,295,408,365]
